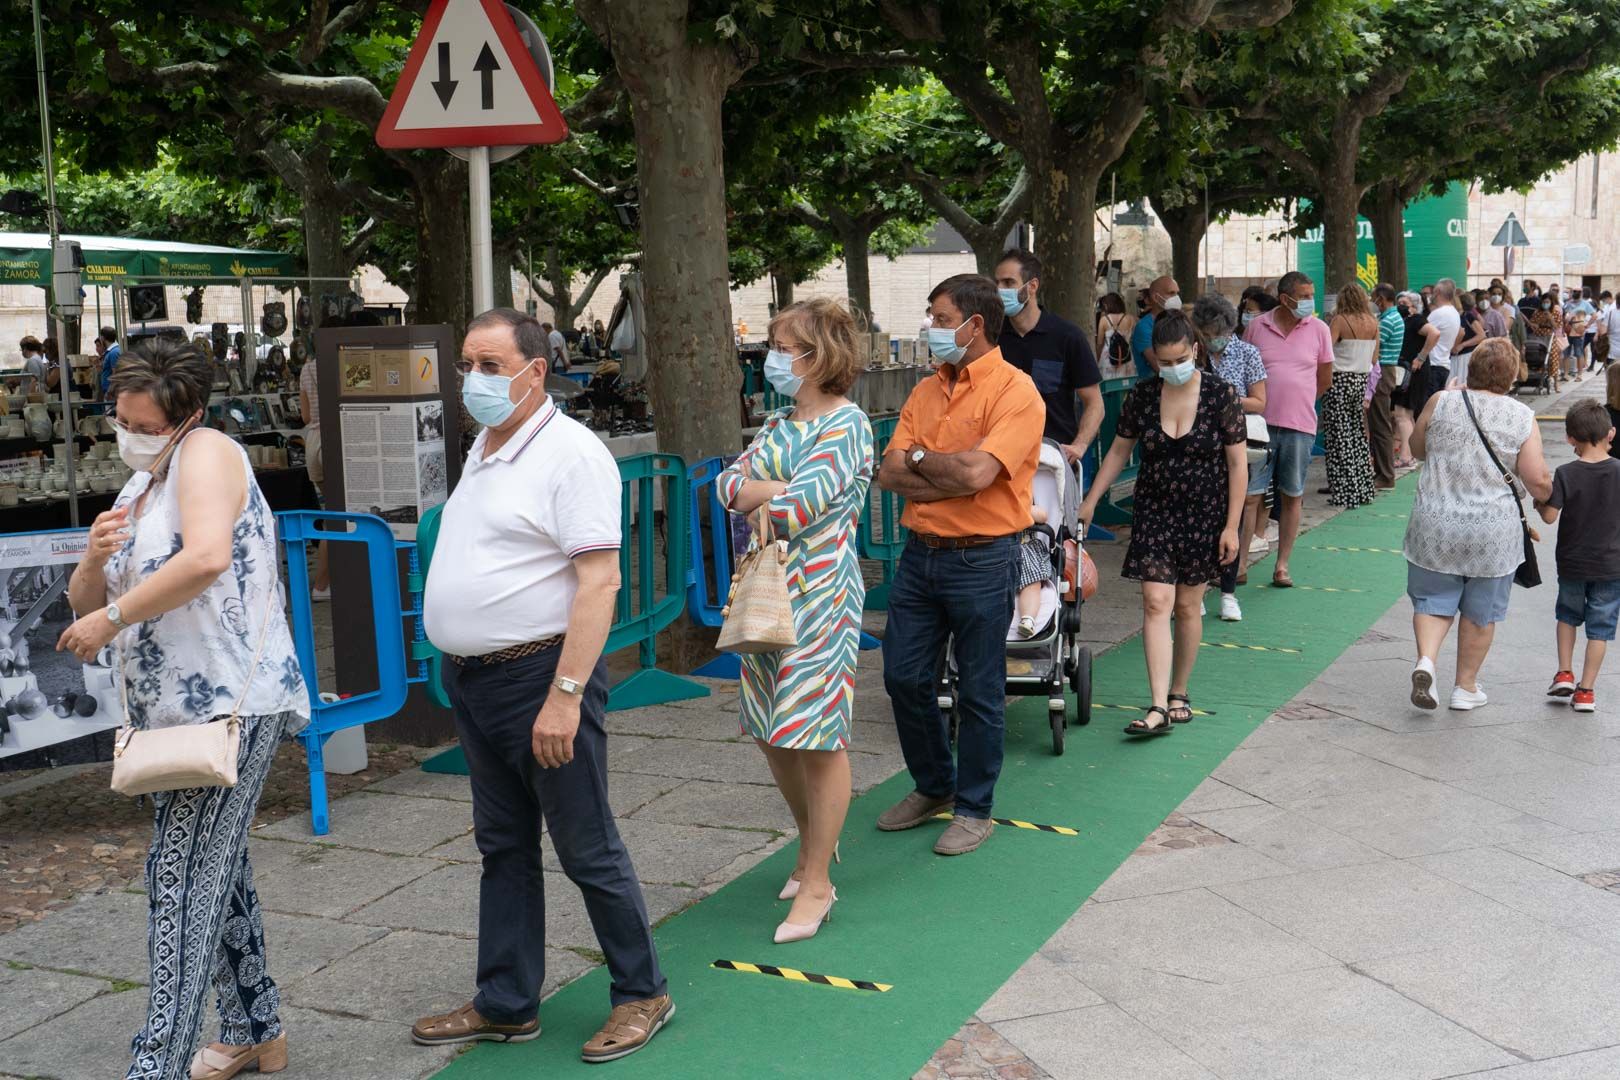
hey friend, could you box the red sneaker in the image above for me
[1548,670,1577,697]
[1573,687,1596,713]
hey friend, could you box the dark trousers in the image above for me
[1368,365,1399,486]
[445,647,665,1022]
[882,536,1015,819]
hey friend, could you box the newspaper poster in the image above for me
[339,402,449,539]
[0,529,127,767]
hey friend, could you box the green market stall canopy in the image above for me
[0,232,295,287]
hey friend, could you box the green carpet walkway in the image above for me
[433,478,1417,1079]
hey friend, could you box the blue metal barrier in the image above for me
[685,456,741,679]
[858,416,906,611]
[279,510,425,835]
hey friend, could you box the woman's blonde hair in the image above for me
[1334,282,1372,318]
[767,297,867,396]
[1466,338,1520,395]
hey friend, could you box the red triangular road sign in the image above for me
[376,0,568,149]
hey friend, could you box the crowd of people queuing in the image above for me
[59,251,1620,1079]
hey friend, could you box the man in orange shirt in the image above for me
[875,274,1045,855]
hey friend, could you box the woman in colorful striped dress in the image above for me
[718,298,874,945]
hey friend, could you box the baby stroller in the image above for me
[936,440,1094,755]
[1517,332,1553,395]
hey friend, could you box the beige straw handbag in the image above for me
[716,505,798,654]
[110,589,277,797]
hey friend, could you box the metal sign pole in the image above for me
[469,145,494,314]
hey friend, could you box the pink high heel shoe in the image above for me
[778,842,839,901]
[774,887,837,944]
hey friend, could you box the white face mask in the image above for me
[115,423,187,473]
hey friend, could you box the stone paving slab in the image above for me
[270,1004,454,1080]
[628,778,798,832]
[255,791,474,855]
[1284,777,1572,859]
[973,951,1104,1024]
[1182,801,1387,871]
[0,981,148,1080]
[992,1003,1218,1080]
[1089,841,1293,903]
[1450,1045,1620,1079]
[249,838,445,919]
[0,964,109,1042]
[1504,829,1620,877]
[538,818,776,886]
[0,888,150,984]
[1412,846,1620,928]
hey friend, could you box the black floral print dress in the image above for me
[1116,374,1246,585]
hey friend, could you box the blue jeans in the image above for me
[882,536,1016,819]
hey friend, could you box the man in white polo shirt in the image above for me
[416,308,672,1063]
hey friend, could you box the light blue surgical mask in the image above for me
[999,286,1027,317]
[1159,358,1197,385]
[1208,335,1231,355]
[461,359,536,428]
[764,348,809,398]
[926,320,976,364]
[1241,311,1257,327]
[1288,296,1315,320]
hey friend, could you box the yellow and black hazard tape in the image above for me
[1311,544,1402,555]
[1092,701,1216,717]
[931,812,1079,836]
[1293,585,1368,593]
[1200,641,1303,655]
[711,959,892,993]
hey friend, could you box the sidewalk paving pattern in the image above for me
[6,380,1620,1079]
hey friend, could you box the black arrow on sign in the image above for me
[432,42,457,108]
[473,42,500,110]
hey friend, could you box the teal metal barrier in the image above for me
[1088,376,1141,529]
[858,415,906,610]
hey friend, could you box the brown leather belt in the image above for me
[910,533,1011,550]
[448,635,564,668]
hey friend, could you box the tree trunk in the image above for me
[492,247,514,311]
[411,162,471,330]
[1030,157,1099,326]
[1317,176,1363,297]
[771,268,794,312]
[300,182,350,282]
[589,0,743,465]
[1366,183,1408,291]
[838,226,873,325]
[1153,199,1208,300]
[546,245,576,329]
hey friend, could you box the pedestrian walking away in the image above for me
[1404,340,1552,713]
[1370,284,1405,487]
[876,273,1044,856]
[1096,291,1139,379]
[1081,311,1247,734]
[1193,292,1266,622]
[1425,279,1464,396]
[1535,400,1620,713]
[1324,283,1378,508]
[419,308,672,1064]
[54,338,310,1080]
[717,298,875,944]
[1241,270,1333,588]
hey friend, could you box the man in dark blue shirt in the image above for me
[992,249,1103,467]
[94,327,121,400]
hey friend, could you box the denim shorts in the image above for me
[1247,426,1315,498]
[1407,563,1515,626]
[1556,578,1620,641]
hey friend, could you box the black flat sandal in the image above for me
[1167,694,1194,724]
[1124,705,1173,736]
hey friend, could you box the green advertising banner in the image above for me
[0,234,295,288]
[1298,183,1468,290]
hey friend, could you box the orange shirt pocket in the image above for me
[929,409,987,454]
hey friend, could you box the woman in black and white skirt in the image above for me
[1325,283,1379,508]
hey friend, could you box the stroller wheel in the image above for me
[1072,646,1093,726]
[1049,704,1066,755]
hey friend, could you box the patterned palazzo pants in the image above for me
[125,712,293,1080]
[1323,370,1376,508]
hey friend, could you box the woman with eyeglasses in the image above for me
[58,337,309,1080]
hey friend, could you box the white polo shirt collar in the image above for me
[470,395,557,466]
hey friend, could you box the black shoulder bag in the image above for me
[1459,390,1541,588]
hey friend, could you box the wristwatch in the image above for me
[909,447,927,471]
[105,602,129,631]
[553,676,585,697]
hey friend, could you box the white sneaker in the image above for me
[1220,593,1242,622]
[1249,535,1270,556]
[1449,684,1488,711]
[1016,615,1036,638]
[311,587,331,602]
[1411,657,1437,710]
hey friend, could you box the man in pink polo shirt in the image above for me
[1240,271,1333,588]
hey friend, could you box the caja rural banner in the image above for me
[1298,183,1469,291]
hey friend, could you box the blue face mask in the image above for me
[999,286,1027,317]
[461,359,536,428]
[1208,335,1231,355]
[926,320,976,364]
[1159,358,1197,386]
[764,348,808,398]
[1288,296,1316,320]
[1241,311,1257,327]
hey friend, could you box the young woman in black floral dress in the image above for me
[1080,311,1248,735]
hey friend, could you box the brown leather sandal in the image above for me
[411,1002,539,1046]
[581,995,675,1063]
